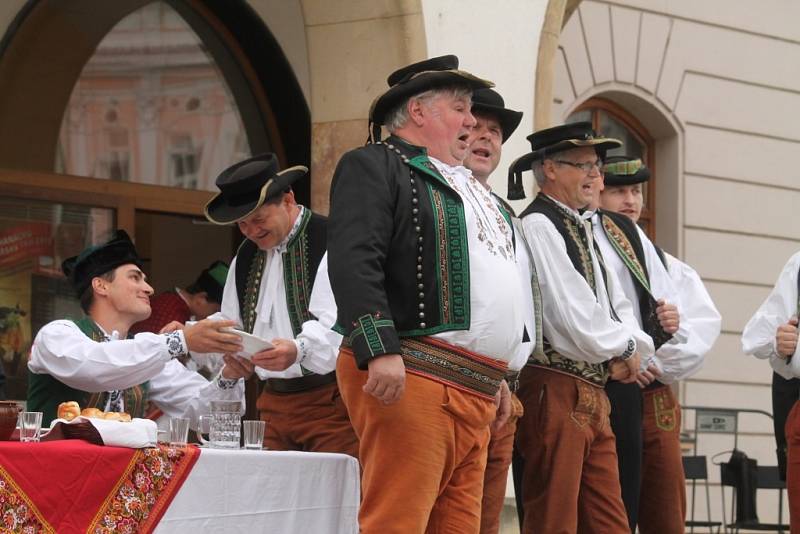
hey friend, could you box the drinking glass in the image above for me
[243,420,266,450]
[20,411,43,443]
[169,417,190,447]
[197,400,241,448]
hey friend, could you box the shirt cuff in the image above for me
[294,338,307,366]
[619,337,636,360]
[164,330,188,358]
[216,375,239,390]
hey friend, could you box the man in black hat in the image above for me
[598,156,720,533]
[130,260,229,337]
[587,156,683,530]
[328,55,528,533]
[204,152,357,456]
[462,87,529,534]
[27,231,251,426]
[511,122,655,533]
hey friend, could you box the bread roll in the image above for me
[117,413,132,422]
[81,407,105,419]
[103,412,122,421]
[58,401,81,421]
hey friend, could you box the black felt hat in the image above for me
[506,121,622,200]
[192,260,229,304]
[471,88,523,143]
[603,156,650,186]
[205,153,307,225]
[62,230,143,296]
[369,54,493,127]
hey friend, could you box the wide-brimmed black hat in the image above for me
[369,54,493,127]
[506,121,622,200]
[62,230,143,296]
[205,153,307,225]
[471,88,523,143]
[603,156,650,186]
[192,260,229,304]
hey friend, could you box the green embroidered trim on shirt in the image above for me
[426,182,470,329]
[350,315,395,357]
[407,155,452,191]
[283,208,314,338]
[601,214,651,293]
[242,249,266,334]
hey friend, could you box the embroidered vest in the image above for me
[598,210,673,350]
[234,209,327,374]
[27,316,150,426]
[519,194,609,386]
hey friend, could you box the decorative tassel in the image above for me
[507,152,535,200]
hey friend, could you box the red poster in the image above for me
[0,223,53,268]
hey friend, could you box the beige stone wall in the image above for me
[553,0,800,524]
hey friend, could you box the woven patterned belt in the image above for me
[264,371,337,394]
[400,337,508,400]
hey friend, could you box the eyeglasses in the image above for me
[554,159,603,175]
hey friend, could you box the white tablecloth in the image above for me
[155,448,360,533]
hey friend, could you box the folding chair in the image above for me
[683,455,722,533]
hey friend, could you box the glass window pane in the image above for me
[597,110,645,161]
[566,109,592,124]
[57,1,252,191]
[0,198,114,400]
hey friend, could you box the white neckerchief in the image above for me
[260,206,306,328]
[93,322,124,412]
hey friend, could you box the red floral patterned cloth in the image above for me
[0,440,199,533]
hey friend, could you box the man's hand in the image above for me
[491,380,512,432]
[776,317,799,359]
[183,319,242,354]
[656,299,680,334]
[621,353,642,383]
[221,354,255,380]
[609,353,641,383]
[159,321,184,334]
[364,354,405,405]
[636,363,663,388]
[251,339,298,371]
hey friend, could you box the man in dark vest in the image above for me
[743,252,800,530]
[463,86,529,534]
[204,152,357,456]
[599,156,720,533]
[28,230,250,426]
[511,122,655,533]
[328,55,526,533]
[589,156,683,531]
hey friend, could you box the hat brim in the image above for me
[531,137,623,161]
[471,103,523,143]
[603,167,650,186]
[204,166,308,225]
[371,70,493,125]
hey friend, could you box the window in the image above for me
[57,1,251,191]
[568,99,656,237]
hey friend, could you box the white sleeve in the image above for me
[28,320,184,392]
[521,215,639,363]
[508,219,537,372]
[147,360,245,430]
[742,252,800,379]
[292,253,343,375]
[654,254,721,383]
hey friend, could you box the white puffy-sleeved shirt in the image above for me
[29,320,244,427]
[519,196,654,364]
[742,251,800,379]
[656,252,721,383]
[206,206,343,380]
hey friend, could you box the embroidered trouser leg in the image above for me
[605,380,643,532]
[479,393,523,534]
[516,367,629,534]
[638,384,685,534]
[785,400,800,533]
[337,349,495,534]
[256,382,359,457]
